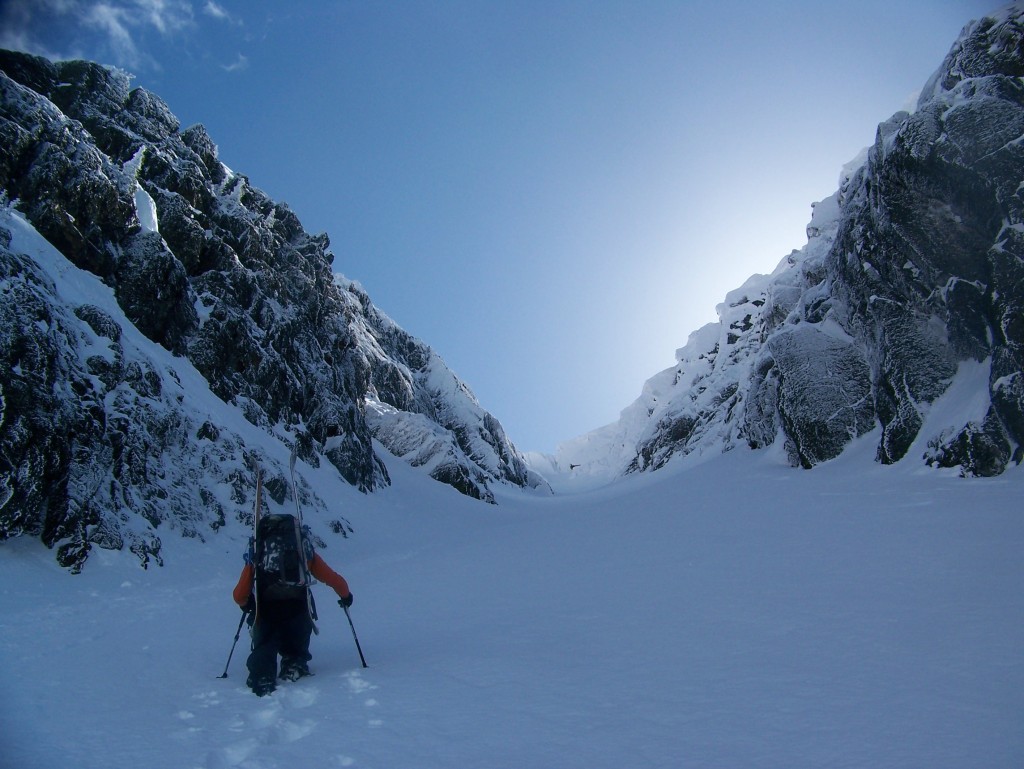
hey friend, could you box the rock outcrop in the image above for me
[0,50,540,570]
[557,6,1024,479]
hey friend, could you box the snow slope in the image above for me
[2,439,1021,768]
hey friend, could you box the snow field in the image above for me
[2,441,1023,768]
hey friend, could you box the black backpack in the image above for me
[253,514,313,602]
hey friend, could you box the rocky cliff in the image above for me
[0,50,544,571]
[558,6,1024,479]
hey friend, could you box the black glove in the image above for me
[338,592,353,609]
[242,595,256,614]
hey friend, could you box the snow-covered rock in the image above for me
[555,5,1024,480]
[341,277,550,502]
[0,49,539,571]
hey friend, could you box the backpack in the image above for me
[252,514,314,602]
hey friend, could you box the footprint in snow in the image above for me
[193,690,222,708]
[343,670,375,694]
[243,700,283,729]
[196,671,376,767]
[203,736,259,769]
[344,670,383,729]
[268,716,317,744]
[276,683,318,709]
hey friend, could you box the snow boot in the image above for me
[279,659,311,682]
[247,674,276,697]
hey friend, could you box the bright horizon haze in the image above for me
[0,0,1000,452]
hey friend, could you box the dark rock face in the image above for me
[0,49,537,570]
[0,244,235,572]
[766,327,874,469]
[565,6,1024,479]
[114,230,198,353]
[826,9,1024,472]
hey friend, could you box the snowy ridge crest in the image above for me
[0,50,538,571]
[338,277,550,502]
[555,4,1024,480]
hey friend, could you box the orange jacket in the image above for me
[233,552,350,606]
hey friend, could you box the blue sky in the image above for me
[2,0,999,452]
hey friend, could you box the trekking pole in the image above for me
[343,605,368,668]
[218,610,250,678]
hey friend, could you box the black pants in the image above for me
[246,599,313,689]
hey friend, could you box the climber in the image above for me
[233,514,353,696]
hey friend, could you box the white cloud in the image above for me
[203,1,230,21]
[222,53,249,73]
[0,0,196,70]
[84,3,142,67]
[0,28,37,57]
[0,0,81,59]
[135,0,194,35]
